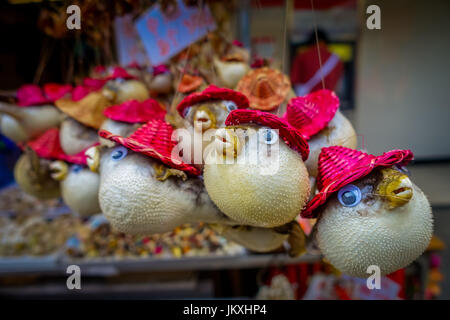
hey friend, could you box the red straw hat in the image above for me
[301,146,414,218]
[225,109,309,161]
[177,85,249,118]
[42,84,72,102]
[104,67,137,81]
[23,128,91,165]
[99,119,200,176]
[104,99,166,123]
[284,89,339,140]
[16,85,50,106]
[16,84,72,107]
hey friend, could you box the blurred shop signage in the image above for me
[135,0,216,66]
[115,14,150,67]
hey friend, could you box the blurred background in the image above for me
[0,0,449,299]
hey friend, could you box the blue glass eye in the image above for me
[223,100,237,111]
[260,128,278,145]
[111,146,128,161]
[395,165,411,177]
[183,107,191,118]
[71,165,83,173]
[337,184,362,207]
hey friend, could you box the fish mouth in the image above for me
[85,146,100,172]
[49,160,68,181]
[377,168,414,209]
[214,128,241,159]
[193,109,215,131]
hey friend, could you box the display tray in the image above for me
[0,252,322,276]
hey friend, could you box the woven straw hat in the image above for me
[236,67,291,111]
[24,128,91,165]
[177,74,204,93]
[54,91,111,129]
[301,146,414,218]
[99,119,200,176]
[177,85,249,118]
[104,99,166,123]
[16,84,72,107]
[284,89,339,140]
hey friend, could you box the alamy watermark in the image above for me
[66,264,81,290]
[366,265,381,289]
[366,5,381,30]
[66,5,81,30]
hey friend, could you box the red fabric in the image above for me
[23,128,90,165]
[387,269,405,299]
[301,146,414,218]
[290,44,343,93]
[284,89,339,139]
[99,119,200,176]
[16,84,51,106]
[225,109,309,161]
[177,85,249,118]
[104,99,166,123]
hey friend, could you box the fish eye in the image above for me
[111,146,128,161]
[223,100,237,112]
[337,184,362,207]
[395,165,411,177]
[183,107,191,118]
[71,165,83,173]
[260,128,278,145]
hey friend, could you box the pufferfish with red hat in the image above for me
[302,146,433,277]
[204,109,311,228]
[14,128,101,216]
[89,119,239,235]
[174,85,250,169]
[284,89,357,178]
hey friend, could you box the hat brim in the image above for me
[23,128,94,166]
[236,68,291,111]
[177,85,249,118]
[98,130,200,176]
[55,92,110,129]
[301,149,414,218]
[286,89,340,139]
[225,109,309,161]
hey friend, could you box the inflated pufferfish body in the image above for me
[0,84,68,143]
[93,119,236,235]
[204,109,311,228]
[175,85,250,168]
[302,146,433,277]
[285,90,357,177]
[51,162,101,217]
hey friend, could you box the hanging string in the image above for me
[33,37,55,84]
[172,0,204,110]
[281,0,289,73]
[310,0,326,90]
